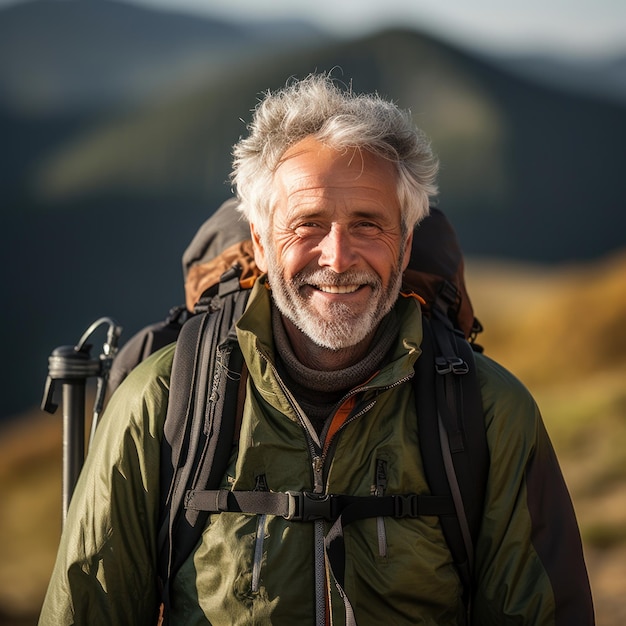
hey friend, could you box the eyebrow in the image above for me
[285,200,392,218]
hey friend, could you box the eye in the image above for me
[294,222,325,237]
[354,221,382,234]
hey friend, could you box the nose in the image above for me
[317,224,358,273]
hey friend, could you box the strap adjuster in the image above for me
[435,356,469,375]
[394,494,419,518]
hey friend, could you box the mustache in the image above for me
[292,268,382,288]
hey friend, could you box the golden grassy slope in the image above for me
[0,412,62,624]
[1,251,625,624]
[467,251,626,384]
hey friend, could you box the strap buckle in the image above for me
[285,491,334,521]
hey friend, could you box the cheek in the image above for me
[273,235,317,276]
[364,241,404,278]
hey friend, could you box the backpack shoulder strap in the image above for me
[414,312,489,619]
[157,284,250,617]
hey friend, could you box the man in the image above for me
[39,74,594,625]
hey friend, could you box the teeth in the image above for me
[316,284,360,294]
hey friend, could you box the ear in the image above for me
[401,229,413,272]
[250,222,268,273]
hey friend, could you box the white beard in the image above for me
[265,250,404,351]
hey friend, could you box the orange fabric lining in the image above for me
[239,276,258,290]
[323,396,356,455]
[322,370,380,455]
[400,291,426,305]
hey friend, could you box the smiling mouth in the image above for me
[313,284,362,294]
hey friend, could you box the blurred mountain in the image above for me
[496,52,626,104]
[0,0,326,113]
[2,0,626,420]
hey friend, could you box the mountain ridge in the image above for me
[0,0,327,113]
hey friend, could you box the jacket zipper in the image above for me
[255,348,326,624]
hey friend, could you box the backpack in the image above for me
[107,201,488,624]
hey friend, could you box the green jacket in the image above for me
[39,280,594,625]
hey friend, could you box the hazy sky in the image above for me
[124,0,626,57]
[3,0,626,57]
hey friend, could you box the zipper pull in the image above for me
[373,459,389,559]
[312,456,324,494]
[374,459,387,497]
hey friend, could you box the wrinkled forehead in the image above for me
[271,137,400,218]
[275,137,398,184]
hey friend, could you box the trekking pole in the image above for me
[76,318,123,448]
[41,317,122,524]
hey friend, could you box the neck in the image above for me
[281,315,377,371]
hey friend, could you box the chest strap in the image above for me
[185,488,454,525]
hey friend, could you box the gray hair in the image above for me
[231,73,439,235]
